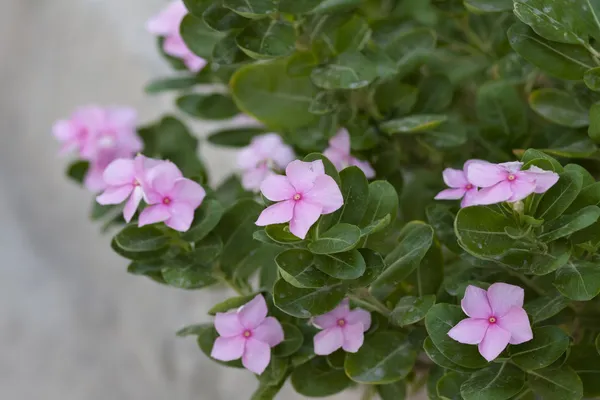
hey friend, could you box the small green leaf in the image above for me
[510,326,570,370]
[529,89,589,128]
[589,102,600,143]
[464,0,512,12]
[208,294,257,315]
[334,166,370,226]
[265,224,305,244]
[313,250,366,280]
[554,261,600,301]
[181,199,224,243]
[273,279,347,318]
[162,263,217,290]
[207,127,266,147]
[223,0,278,17]
[377,380,406,400]
[180,13,225,58]
[349,249,385,288]
[236,20,296,59]
[145,76,200,94]
[539,205,600,242]
[273,323,304,357]
[390,295,436,327]
[308,223,361,254]
[202,3,248,31]
[477,80,528,139]
[461,363,525,400]
[66,161,89,185]
[276,249,334,288]
[527,366,583,400]
[380,115,448,134]
[311,52,380,90]
[114,225,170,253]
[291,358,352,397]
[426,204,461,253]
[177,93,239,120]
[568,344,600,397]
[437,371,468,399]
[536,170,583,221]
[423,337,475,373]
[524,292,570,323]
[585,67,600,91]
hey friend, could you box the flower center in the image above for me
[507,174,516,181]
[337,319,346,327]
[243,330,252,338]
[163,197,172,205]
[488,317,497,324]
[293,193,302,201]
[133,179,140,187]
[465,184,473,190]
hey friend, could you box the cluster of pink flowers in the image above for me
[448,283,533,361]
[97,154,205,231]
[255,160,344,239]
[53,106,143,192]
[324,129,375,179]
[435,160,559,207]
[211,295,371,374]
[147,0,207,72]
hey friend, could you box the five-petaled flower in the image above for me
[312,299,371,355]
[434,160,479,208]
[255,160,344,239]
[146,1,207,72]
[211,295,284,375]
[448,283,533,362]
[323,129,375,179]
[237,133,295,192]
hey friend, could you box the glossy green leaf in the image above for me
[536,170,583,221]
[223,0,278,17]
[527,366,583,400]
[181,199,224,243]
[584,67,600,91]
[276,249,333,288]
[377,380,406,400]
[423,337,475,373]
[313,249,366,280]
[529,89,589,128]
[349,249,385,288]
[568,344,600,397]
[426,204,461,253]
[202,3,248,31]
[208,294,257,315]
[477,80,527,139]
[464,0,512,12]
[380,115,448,134]
[510,326,570,370]
[311,52,379,90]
[390,295,435,327]
[308,223,361,254]
[212,32,248,64]
[236,20,296,59]
[461,363,525,400]
[273,323,304,357]
[145,76,200,94]
[524,292,570,323]
[162,264,217,289]
[176,93,239,120]
[197,325,244,368]
[330,166,370,226]
[207,126,265,147]
[554,260,600,301]
[539,205,600,242]
[291,358,351,397]
[180,14,225,58]
[589,102,600,143]
[264,224,305,244]
[273,279,347,318]
[114,225,170,253]
[437,371,468,400]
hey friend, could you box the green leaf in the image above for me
[589,102,600,143]
[377,380,406,400]
[360,180,399,232]
[202,3,248,31]
[423,337,475,373]
[567,344,600,397]
[176,323,207,337]
[212,32,248,64]
[554,260,600,301]
[313,250,366,280]
[426,204,461,253]
[390,295,436,327]
[181,199,224,243]
[162,254,218,290]
[536,170,584,221]
[425,304,488,368]
[286,51,318,77]
[197,325,244,368]
[437,371,468,399]
[291,358,352,397]
[332,166,370,226]
[371,222,434,299]
[66,161,89,185]
[311,52,379,90]
[273,279,347,318]
[539,205,600,242]
[375,81,418,116]
[524,292,570,323]
[264,224,305,244]
[276,249,334,288]
[510,326,570,370]
[114,225,170,253]
[508,22,594,80]
[529,89,589,128]
[303,152,342,186]
[236,20,296,60]
[273,322,304,357]
[349,248,385,288]
[464,0,512,12]
[344,331,417,384]
[461,363,525,400]
[380,115,448,134]
[477,80,527,139]
[584,67,600,91]
[223,0,278,17]
[176,93,239,120]
[279,0,322,13]
[180,14,225,58]
[144,76,200,94]
[308,223,361,254]
[207,127,265,147]
[527,366,583,400]
[230,59,317,130]
[360,214,392,238]
[414,74,453,113]
[208,294,257,316]
[521,149,564,173]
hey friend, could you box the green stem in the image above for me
[360,385,376,400]
[349,291,391,317]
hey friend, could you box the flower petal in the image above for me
[435,188,466,200]
[499,161,523,173]
[184,54,207,73]
[525,166,560,194]
[447,318,489,345]
[286,160,325,193]
[172,178,206,209]
[462,285,492,318]
[342,323,365,353]
[211,336,245,362]
[52,120,76,141]
[242,167,271,192]
[323,148,346,172]
[145,162,182,199]
[497,306,533,345]
[472,181,513,205]
[242,338,271,375]
[138,204,171,227]
[304,175,343,214]
[313,326,344,356]
[260,175,295,201]
[84,166,107,193]
[253,317,284,347]
[508,179,536,202]
[467,161,506,188]
[255,200,295,226]
[478,324,511,362]
[461,189,478,208]
[442,168,468,188]
[239,294,268,329]
[96,185,132,205]
[289,200,322,239]
[123,187,143,222]
[313,299,349,329]
[214,311,244,337]
[487,283,524,317]
[165,202,195,232]
[237,147,263,170]
[346,308,371,331]
[330,129,351,152]
[351,158,376,179]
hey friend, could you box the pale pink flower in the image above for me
[255,160,344,239]
[312,299,371,355]
[96,155,163,222]
[146,0,207,72]
[139,162,206,232]
[448,283,533,362]
[323,129,375,179]
[467,161,558,205]
[435,160,479,208]
[211,295,284,375]
[237,133,295,192]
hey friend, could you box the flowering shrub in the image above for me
[54,0,600,399]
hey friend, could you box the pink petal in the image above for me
[260,175,296,201]
[165,202,195,232]
[146,162,182,199]
[184,54,207,73]
[314,326,344,355]
[313,299,350,329]
[172,178,206,209]
[487,283,524,318]
[96,185,132,205]
[289,200,323,239]
[461,285,492,318]
[102,158,135,185]
[253,317,284,347]
[435,188,466,200]
[478,324,511,362]
[525,166,559,193]
[255,200,295,226]
[138,204,171,227]
[472,181,513,205]
[351,158,376,179]
[442,168,468,188]
[271,145,295,170]
[238,295,268,330]
[330,129,351,152]
[211,336,245,362]
[346,308,371,331]
[123,187,143,223]
[242,167,271,192]
[52,120,75,141]
[253,134,285,156]
[163,34,189,58]
[303,175,343,214]
[508,179,536,202]
[107,107,137,128]
[342,323,366,353]
[467,161,507,188]
[286,160,325,193]
[84,166,107,193]
[461,189,478,208]
[447,318,489,344]
[237,147,263,170]
[497,307,533,345]
[323,148,347,172]
[242,338,271,375]
[215,311,245,337]
[499,161,523,173]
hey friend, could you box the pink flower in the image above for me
[323,129,375,179]
[434,161,479,208]
[211,295,284,375]
[255,160,344,239]
[312,299,371,355]
[146,1,207,72]
[448,283,533,362]
[237,133,295,192]
[96,155,163,222]
[139,162,206,232]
